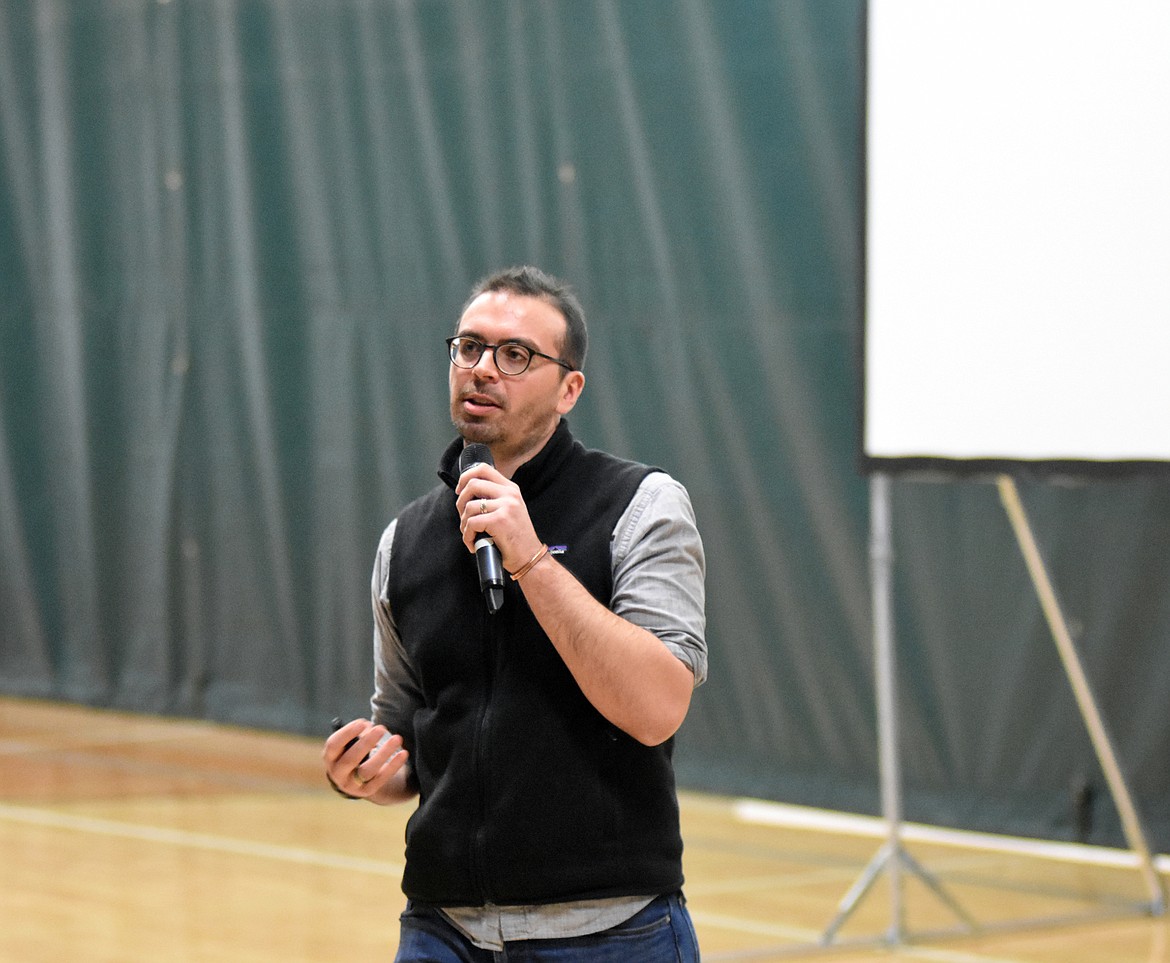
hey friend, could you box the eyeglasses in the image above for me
[446,336,574,376]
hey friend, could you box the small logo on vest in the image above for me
[548,545,567,556]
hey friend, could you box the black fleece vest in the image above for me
[384,421,684,906]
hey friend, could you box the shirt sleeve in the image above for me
[369,518,425,733]
[610,472,708,687]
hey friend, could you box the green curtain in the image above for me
[2,0,1167,853]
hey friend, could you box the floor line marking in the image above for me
[0,802,403,877]
[733,799,1170,873]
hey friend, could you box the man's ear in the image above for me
[556,370,586,415]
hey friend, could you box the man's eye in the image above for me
[500,345,530,365]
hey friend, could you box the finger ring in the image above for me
[352,768,369,787]
[479,499,488,515]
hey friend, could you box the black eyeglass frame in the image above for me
[446,336,574,376]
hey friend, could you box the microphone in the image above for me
[458,443,505,614]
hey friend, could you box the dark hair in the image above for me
[462,266,588,372]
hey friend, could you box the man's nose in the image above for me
[471,346,500,377]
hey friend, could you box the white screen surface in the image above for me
[864,0,1170,465]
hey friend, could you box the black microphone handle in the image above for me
[474,535,505,613]
[459,444,506,614]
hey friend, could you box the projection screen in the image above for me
[863,0,1170,472]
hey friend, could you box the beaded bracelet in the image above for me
[510,543,549,581]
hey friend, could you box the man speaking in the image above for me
[324,266,707,961]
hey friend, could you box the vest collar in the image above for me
[437,419,576,497]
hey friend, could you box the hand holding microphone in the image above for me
[458,444,506,613]
[456,443,550,613]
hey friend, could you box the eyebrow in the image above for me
[457,331,542,352]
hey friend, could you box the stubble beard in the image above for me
[451,398,557,469]
[450,394,503,447]
[453,416,501,447]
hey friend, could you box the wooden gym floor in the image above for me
[1,696,1166,962]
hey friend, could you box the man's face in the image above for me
[449,290,584,472]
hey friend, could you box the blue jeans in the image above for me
[393,892,700,962]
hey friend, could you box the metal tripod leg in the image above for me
[898,845,978,927]
[822,840,897,945]
[822,837,978,945]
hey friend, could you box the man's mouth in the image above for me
[461,391,502,414]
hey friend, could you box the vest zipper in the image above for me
[469,608,496,900]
